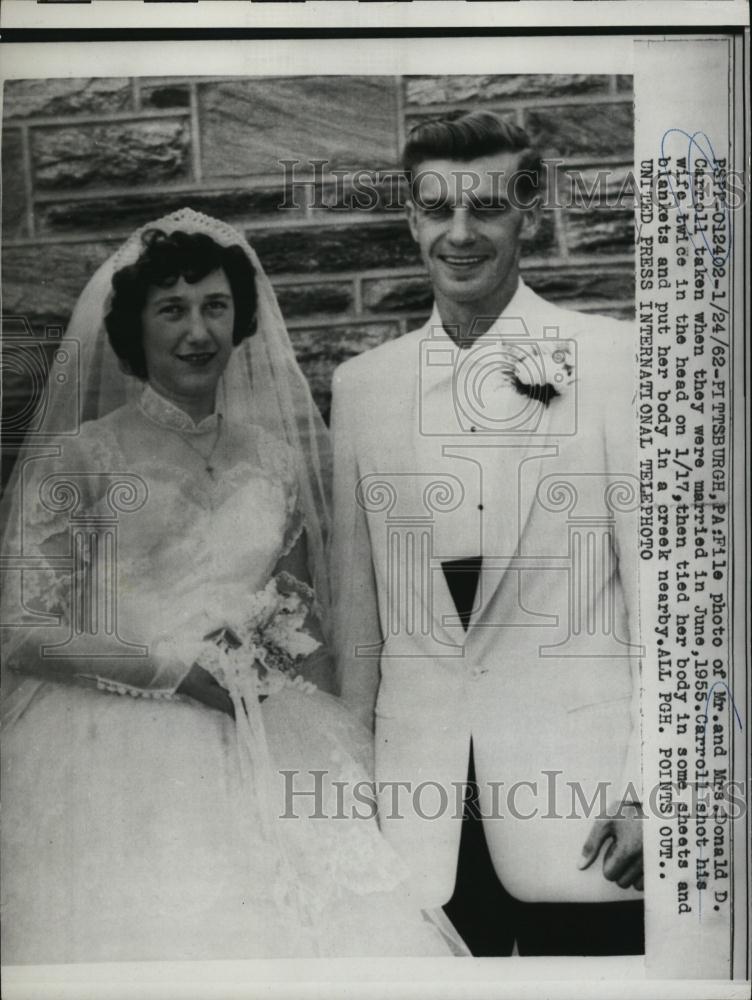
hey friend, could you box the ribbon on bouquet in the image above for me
[217,655,319,952]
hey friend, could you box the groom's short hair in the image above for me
[402,110,542,201]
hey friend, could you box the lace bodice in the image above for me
[3,387,304,695]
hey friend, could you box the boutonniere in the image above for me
[499,341,575,408]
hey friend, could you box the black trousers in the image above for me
[443,745,645,956]
[441,558,645,957]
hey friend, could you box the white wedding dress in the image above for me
[1,386,465,964]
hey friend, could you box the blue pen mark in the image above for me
[659,129,732,268]
[703,681,744,731]
[696,681,743,918]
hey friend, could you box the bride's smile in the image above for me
[141,269,236,421]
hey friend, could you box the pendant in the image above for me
[206,465,215,478]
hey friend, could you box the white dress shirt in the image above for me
[413,279,546,563]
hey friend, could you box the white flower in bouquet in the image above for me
[199,573,320,697]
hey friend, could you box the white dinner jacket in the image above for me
[331,282,643,907]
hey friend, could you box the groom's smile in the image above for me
[438,253,491,273]
[406,151,537,319]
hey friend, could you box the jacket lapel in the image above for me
[406,359,469,648]
[362,334,465,651]
[470,400,560,626]
[465,283,579,628]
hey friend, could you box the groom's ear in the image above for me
[519,200,542,241]
[405,198,420,243]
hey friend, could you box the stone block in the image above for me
[36,187,294,235]
[2,128,27,238]
[561,208,635,255]
[31,119,191,190]
[524,102,633,158]
[405,75,611,106]
[406,311,432,330]
[199,77,399,178]
[0,322,55,418]
[522,209,556,256]
[139,82,191,110]
[249,221,421,276]
[522,266,634,304]
[361,275,433,314]
[314,171,408,214]
[275,281,354,319]
[550,163,637,210]
[289,321,399,421]
[404,109,519,145]
[3,78,133,120]
[2,241,115,323]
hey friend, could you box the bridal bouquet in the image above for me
[196,572,321,698]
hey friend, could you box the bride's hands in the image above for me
[177,663,235,718]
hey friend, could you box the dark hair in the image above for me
[403,110,542,202]
[105,228,257,379]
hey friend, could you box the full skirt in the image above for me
[1,680,465,963]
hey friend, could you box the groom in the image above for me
[331,111,644,956]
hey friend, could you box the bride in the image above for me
[0,209,466,963]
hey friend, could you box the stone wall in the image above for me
[2,74,634,428]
